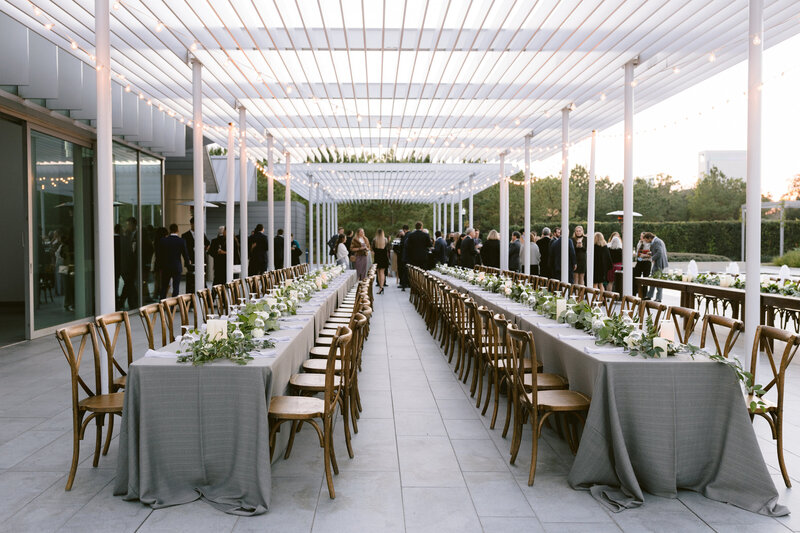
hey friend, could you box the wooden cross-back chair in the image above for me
[178,293,200,329]
[619,295,641,320]
[748,325,800,487]
[591,290,619,316]
[699,314,743,359]
[95,311,133,392]
[160,297,182,343]
[213,284,230,316]
[55,323,124,490]
[139,303,167,349]
[667,306,701,344]
[196,288,215,319]
[639,300,667,327]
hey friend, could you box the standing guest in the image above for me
[274,229,285,270]
[644,232,669,302]
[372,228,390,294]
[481,230,501,268]
[405,221,432,268]
[526,231,541,275]
[182,217,210,292]
[572,225,588,286]
[593,232,613,290]
[433,230,448,264]
[350,228,370,280]
[459,228,479,269]
[114,224,123,305]
[474,229,482,247]
[392,230,405,288]
[549,227,576,283]
[509,231,522,272]
[141,225,155,303]
[156,223,191,299]
[537,227,552,278]
[120,217,138,309]
[335,235,349,267]
[290,233,302,266]
[607,234,623,291]
[152,226,169,299]
[210,226,229,285]
[328,227,345,261]
[452,233,462,266]
[633,232,652,294]
[249,224,268,275]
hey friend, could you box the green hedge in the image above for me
[502,220,800,261]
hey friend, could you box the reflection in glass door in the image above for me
[31,130,95,331]
[113,144,139,310]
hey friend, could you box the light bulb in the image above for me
[155,21,164,32]
[708,53,716,62]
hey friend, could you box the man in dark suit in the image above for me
[156,224,191,299]
[405,221,432,268]
[460,227,478,269]
[249,223,268,275]
[509,231,522,272]
[274,229,285,269]
[181,217,210,292]
[537,227,552,278]
[549,227,576,283]
[433,231,448,264]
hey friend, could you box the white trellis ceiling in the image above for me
[2,0,799,201]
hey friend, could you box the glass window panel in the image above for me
[113,142,139,310]
[140,153,163,301]
[31,130,94,330]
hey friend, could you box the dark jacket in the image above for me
[249,231,268,274]
[434,237,448,264]
[181,230,209,267]
[481,239,500,269]
[509,239,521,272]
[459,237,478,269]
[537,236,551,277]
[549,237,576,283]
[156,234,190,276]
[594,244,612,283]
[405,230,432,267]
[274,235,284,269]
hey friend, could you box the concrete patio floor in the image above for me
[1,283,800,532]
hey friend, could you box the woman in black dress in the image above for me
[572,225,588,286]
[480,230,501,268]
[592,232,612,290]
[372,228,390,294]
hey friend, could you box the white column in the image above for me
[499,151,509,271]
[458,182,463,233]
[586,130,597,288]
[315,191,321,265]
[433,203,437,235]
[192,59,205,293]
[284,153,292,265]
[560,108,570,284]
[266,134,275,271]
[523,135,531,275]
[308,177,314,266]
[745,0,763,352]
[95,0,112,393]
[443,198,449,235]
[622,61,636,297]
[239,106,248,278]
[450,197,455,233]
[225,123,235,283]
[469,175,474,230]
[329,201,334,264]
[322,200,328,264]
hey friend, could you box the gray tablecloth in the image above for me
[430,271,787,516]
[114,270,357,515]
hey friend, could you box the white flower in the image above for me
[503,287,512,295]
[251,327,265,338]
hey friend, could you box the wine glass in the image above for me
[254,316,265,329]
[231,321,245,340]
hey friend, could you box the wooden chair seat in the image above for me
[316,336,335,346]
[310,346,332,358]
[530,390,591,412]
[290,373,343,392]
[326,318,350,324]
[337,305,354,311]
[319,328,338,337]
[78,392,125,413]
[113,375,127,389]
[302,358,342,373]
[746,394,777,414]
[268,396,324,419]
[496,358,537,371]
[523,373,568,391]
[331,312,352,318]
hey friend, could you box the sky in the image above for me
[529,32,800,200]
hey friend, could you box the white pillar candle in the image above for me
[659,321,676,342]
[556,298,567,320]
[653,337,669,358]
[206,319,228,341]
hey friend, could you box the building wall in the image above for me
[0,117,25,303]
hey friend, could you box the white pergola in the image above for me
[2,0,797,370]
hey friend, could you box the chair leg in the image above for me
[284,420,299,460]
[481,368,494,414]
[489,372,501,429]
[66,423,81,491]
[102,413,115,456]
[502,387,513,438]
[92,415,103,467]
[340,395,354,459]
[776,414,792,488]
[323,422,336,499]
[528,414,540,486]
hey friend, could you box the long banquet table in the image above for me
[114,270,358,515]
[429,271,788,516]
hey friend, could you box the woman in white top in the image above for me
[335,234,349,266]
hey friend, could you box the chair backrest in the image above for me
[139,303,167,349]
[55,322,106,412]
[668,306,701,344]
[213,284,230,315]
[325,326,353,417]
[583,286,601,303]
[593,290,619,315]
[700,313,743,358]
[178,293,199,329]
[226,281,242,306]
[95,311,133,389]
[196,288,215,319]
[478,308,501,364]
[640,300,667,327]
[619,295,641,319]
[161,297,182,342]
[506,324,537,409]
[246,276,261,298]
[350,313,368,378]
[750,326,800,410]
[569,284,587,302]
